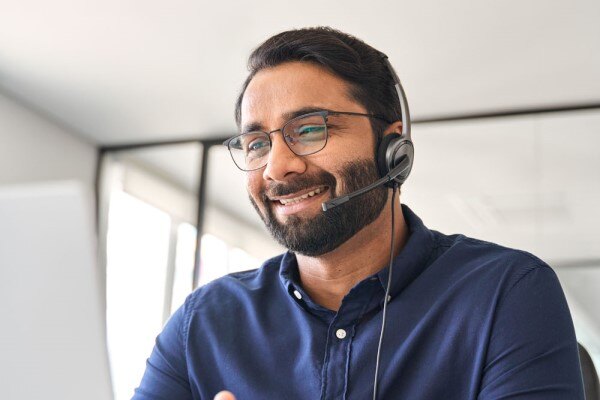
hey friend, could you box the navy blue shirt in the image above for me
[134,205,584,399]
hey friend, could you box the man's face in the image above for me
[240,62,388,256]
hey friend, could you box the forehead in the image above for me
[240,62,366,130]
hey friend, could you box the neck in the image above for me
[295,194,408,311]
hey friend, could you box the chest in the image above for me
[187,293,491,400]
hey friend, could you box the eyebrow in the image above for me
[241,106,334,134]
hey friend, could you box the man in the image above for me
[134,27,584,399]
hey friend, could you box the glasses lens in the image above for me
[228,132,271,171]
[283,113,327,155]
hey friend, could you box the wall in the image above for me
[0,91,96,185]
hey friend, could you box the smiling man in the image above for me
[133,27,584,400]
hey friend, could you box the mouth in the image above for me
[268,186,329,215]
[273,186,327,205]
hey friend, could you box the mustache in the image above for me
[262,171,337,199]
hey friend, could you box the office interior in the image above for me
[1,1,599,399]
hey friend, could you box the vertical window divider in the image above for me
[162,219,180,325]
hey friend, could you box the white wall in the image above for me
[0,91,97,185]
[404,109,600,264]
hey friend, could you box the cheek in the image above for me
[350,137,376,160]
[325,132,375,161]
[245,172,263,203]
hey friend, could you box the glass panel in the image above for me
[554,264,600,369]
[229,247,261,274]
[195,234,262,286]
[99,142,202,400]
[106,190,171,400]
[197,233,228,286]
[170,222,197,314]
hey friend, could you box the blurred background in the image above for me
[1,0,599,399]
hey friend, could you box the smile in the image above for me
[278,187,325,205]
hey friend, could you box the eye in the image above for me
[294,124,326,143]
[297,124,325,135]
[248,139,268,151]
[244,136,270,158]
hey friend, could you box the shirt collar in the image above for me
[375,204,437,300]
[278,204,437,309]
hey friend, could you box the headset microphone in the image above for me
[321,155,410,212]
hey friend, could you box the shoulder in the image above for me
[434,230,548,268]
[435,230,540,261]
[170,253,289,343]
[428,230,555,296]
[183,253,285,315]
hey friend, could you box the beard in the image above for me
[249,159,388,257]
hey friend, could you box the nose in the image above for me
[262,132,307,182]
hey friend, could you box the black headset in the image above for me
[371,53,414,400]
[376,54,414,188]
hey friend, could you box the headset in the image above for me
[321,53,413,400]
[377,54,414,186]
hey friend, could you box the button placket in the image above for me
[319,278,379,400]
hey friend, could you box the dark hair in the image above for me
[234,27,402,142]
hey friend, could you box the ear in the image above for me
[383,120,403,136]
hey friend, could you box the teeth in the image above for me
[279,187,324,205]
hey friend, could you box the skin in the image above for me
[214,391,236,400]
[214,62,409,400]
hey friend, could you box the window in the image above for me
[99,142,278,400]
[106,189,171,400]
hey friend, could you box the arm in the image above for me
[132,301,192,400]
[478,265,585,399]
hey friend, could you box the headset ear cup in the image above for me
[391,140,414,185]
[377,133,400,177]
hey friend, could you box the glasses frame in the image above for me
[223,110,391,171]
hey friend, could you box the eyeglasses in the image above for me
[223,110,390,171]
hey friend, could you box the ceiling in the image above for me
[1,0,599,145]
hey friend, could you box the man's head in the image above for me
[234,27,403,256]
[235,27,402,144]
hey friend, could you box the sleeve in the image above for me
[132,297,193,400]
[478,265,585,399]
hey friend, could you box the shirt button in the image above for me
[293,290,302,300]
[387,295,392,303]
[336,329,347,339]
